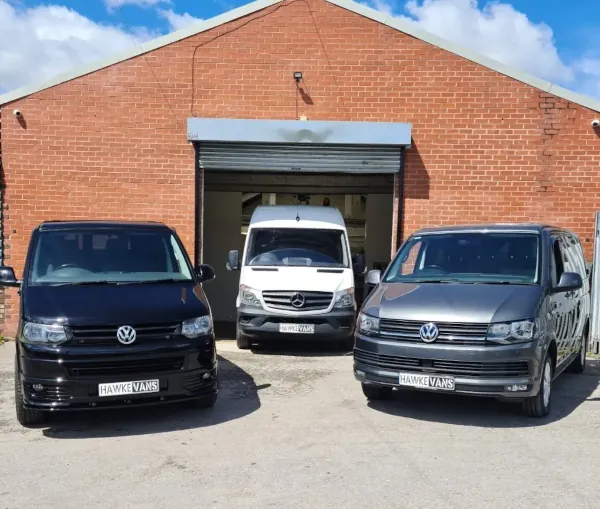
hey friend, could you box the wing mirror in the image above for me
[226,250,240,271]
[0,266,20,287]
[556,272,583,293]
[365,269,382,286]
[195,264,215,283]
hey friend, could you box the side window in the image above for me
[551,238,564,285]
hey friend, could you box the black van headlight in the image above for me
[486,320,535,344]
[181,315,213,338]
[22,322,67,345]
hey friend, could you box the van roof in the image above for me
[38,220,171,232]
[249,206,346,229]
[413,223,566,235]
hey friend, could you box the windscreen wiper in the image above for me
[50,281,117,286]
[114,279,185,285]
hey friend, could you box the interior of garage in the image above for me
[201,171,395,329]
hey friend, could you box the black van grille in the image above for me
[67,356,184,378]
[379,319,489,345]
[354,350,530,377]
[262,291,333,312]
[69,323,180,345]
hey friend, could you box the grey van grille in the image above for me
[379,319,489,345]
[354,350,530,377]
[262,291,333,312]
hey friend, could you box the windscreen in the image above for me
[28,229,193,285]
[383,232,541,284]
[245,228,348,268]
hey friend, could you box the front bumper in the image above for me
[354,334,543,399]
[238,305,355,341]
[17,336,218,411]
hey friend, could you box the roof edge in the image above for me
[0,0,283,106]
[326,0,600,114]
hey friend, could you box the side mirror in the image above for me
[0,266,20,287]
[196,264,215,283]
[365,269,381,286]
[556,272,583,292]
[353,253,366,275]
[226,250,240,271]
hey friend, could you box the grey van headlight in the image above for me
[358,313,379,335]
[486,320,535,344]
[182,315,213,338]
[22,322,67,345]
[334,288,355,309]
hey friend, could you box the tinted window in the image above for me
[384,232,541,284]
[29,229,193,285]
[245,228,348,268]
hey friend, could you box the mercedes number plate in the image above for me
[279,323,315,334]
[398,373,455,391]
[98,379,160,397]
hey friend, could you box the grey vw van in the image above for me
[354,224,590,417]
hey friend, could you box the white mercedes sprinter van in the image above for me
[226,205,363,350]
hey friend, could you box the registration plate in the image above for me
[398,373,455,391]
[98,379,160,397]
[279,323,315,334]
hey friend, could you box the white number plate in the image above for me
[98,379,160,397]
[399,373,455,391]
[279,323,315,334]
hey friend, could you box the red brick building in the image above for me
[1,0,599,336]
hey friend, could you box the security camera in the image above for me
[592,119,600,128]
[13,109,22,118]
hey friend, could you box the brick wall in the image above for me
[1,0,599,336]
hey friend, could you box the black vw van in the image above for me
[0,221,218,426]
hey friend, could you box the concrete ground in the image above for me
[1,340,600,509]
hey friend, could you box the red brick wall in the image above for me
[1,0,599,336]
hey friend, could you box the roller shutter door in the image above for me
[197,142,402,174]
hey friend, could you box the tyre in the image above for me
[522,355,552,418]
[567,330,587,374]
[14,357,45,426]
[361,383,393,401]
[189,392,218,409]
[236,325,251,350]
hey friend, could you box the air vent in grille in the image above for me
[67,356,184,378]
[262,291,333,312]
[69,323,180,344]
[354,349,530,377]
[379,319,489,345]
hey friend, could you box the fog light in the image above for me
[32,384,44,392]
[202,372,211,380]
[505,384,528,392]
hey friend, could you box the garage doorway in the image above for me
[202,171,394,331]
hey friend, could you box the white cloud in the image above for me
[158,8,203,31]
[398,0,573,83]
[0,0,153,93]
[104,0,170,11]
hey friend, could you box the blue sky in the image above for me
[1,0,599,98]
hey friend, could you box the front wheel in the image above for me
[14,357,45,426]
[522,356,552,418]
[236,325,252,350]
[361,383,393,401]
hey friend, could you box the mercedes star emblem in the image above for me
[290,293,306,308]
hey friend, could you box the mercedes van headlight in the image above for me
[239,285,262,308]
[358,313,379,336]
[334,288,355,309]
[182,315,213,338]
[486,319,535,344]
[22,322,67,345]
